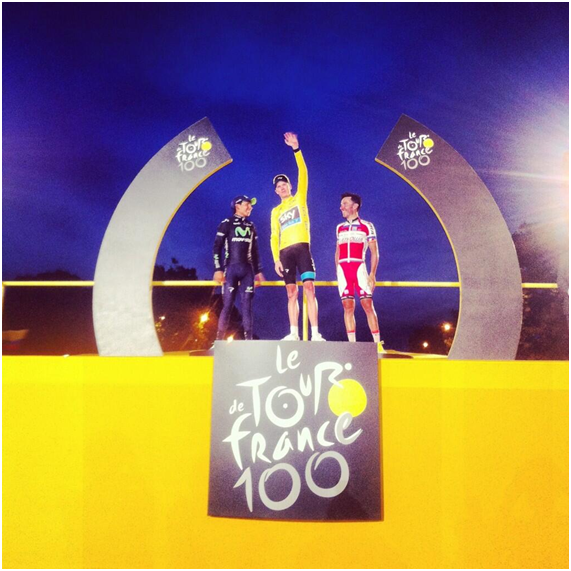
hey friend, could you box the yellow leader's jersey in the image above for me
[270,150,310,262]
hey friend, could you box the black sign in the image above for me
[208,341,381,521]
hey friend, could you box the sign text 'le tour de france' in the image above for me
[209,341,380,521]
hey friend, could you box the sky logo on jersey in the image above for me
[279,206,301,230]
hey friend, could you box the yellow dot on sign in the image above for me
[201,141,212,151]
[423,138,434,148]
[328,379,367,418]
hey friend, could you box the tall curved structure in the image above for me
[376,115,522,359]
[93,118,231,356]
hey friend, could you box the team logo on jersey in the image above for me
[235,226,251,237]
[397,131,434,171]
[175,134,212,172]
[279,206,301,230]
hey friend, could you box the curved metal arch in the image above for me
[376,115,522,360]
[93,117,232,356]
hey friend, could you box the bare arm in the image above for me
[284,132,299,150]
[368,240,379,292]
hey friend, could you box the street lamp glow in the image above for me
[160,315,166,321]
[443,322,451,331]
[200,313,209,324]
[227,336,234,342]
[422,341,429,348]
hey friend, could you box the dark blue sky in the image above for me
[3,3,568,346]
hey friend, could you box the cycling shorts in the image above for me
[337,261,372,300]
[279,242,316,285]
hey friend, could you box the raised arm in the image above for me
[284,132,308,200]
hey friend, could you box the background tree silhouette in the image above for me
[3,262,247,355]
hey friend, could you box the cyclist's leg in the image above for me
[217,265,239,340]
[280,246,299,329]
[239,265,255,340]
[356,262,380,340]
[298,244,318,327]
[339,262,357,340]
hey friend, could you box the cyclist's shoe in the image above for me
[282,333,300,341]
[312,333,326,342]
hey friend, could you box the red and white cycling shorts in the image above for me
[337,261,372,300]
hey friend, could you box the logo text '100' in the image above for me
[176,135,212,172]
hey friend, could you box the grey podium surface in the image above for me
[93,118,231,356]
[376,115,522,360]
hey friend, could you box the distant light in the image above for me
[422,342,429,348]
[227,336,234,343]
[200,313,209,324]
[63,354,70,358]
[443,323,451,332]
[160,315,166,321]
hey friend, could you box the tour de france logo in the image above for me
[208,342,381,521]
[175,134,212,172]
[397,131,435,171]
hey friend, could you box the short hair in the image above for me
[341,193,362,211]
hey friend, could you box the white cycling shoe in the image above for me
[282,333,300,341]
[311,333,326,342]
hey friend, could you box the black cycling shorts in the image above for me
[279,242,316,285]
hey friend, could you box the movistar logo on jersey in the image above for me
[235,226,252,237]
[279,206,301,229]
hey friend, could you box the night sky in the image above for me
[3,3,568,347]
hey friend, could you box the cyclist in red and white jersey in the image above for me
[335,193,384,350]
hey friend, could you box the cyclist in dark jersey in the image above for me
[213,195,265,340]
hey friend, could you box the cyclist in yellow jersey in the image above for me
[271,132,324,341]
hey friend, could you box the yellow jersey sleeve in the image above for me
[271,149,311,260]
[270,207,281,262]
[294,149,308,202]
